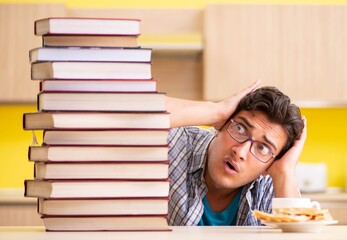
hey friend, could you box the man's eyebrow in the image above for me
[264,136,277,151]
[237,116,277,151]
[238,116,254,129]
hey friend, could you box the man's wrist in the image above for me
[272,172,300,198]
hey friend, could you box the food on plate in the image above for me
[253,208,333,223]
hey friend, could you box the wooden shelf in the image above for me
[295,100,347,108]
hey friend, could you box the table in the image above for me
[1,226,347,240]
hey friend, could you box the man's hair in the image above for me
[230,86,304,159]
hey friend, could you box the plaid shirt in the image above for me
[167,126,275,226]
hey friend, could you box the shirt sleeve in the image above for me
[167,127,212,226]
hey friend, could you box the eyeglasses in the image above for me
[226,119,275,163]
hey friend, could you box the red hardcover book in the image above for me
[23,112,169,130]
[37,197,170,215]
[41,129,169,146]
[41,215,170,231]
[24,179,170,199]
[36,92,166,112]
[28,145,169,163]
[34,17,141,36]
[31,61,152,80]
[29,47,152,63]
[39,79,158,92]
[42,35,139,48]
[34,161,170,180]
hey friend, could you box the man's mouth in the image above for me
[224,159,239,174]
[226,162,235,171]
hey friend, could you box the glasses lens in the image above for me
[251,142,272,163]
[228,121,248,142]
[228,119,274,163]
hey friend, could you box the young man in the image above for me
[165,81,306,226]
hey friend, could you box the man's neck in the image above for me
[204,173,241,212]
[205,187,240,212]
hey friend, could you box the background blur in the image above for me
[1,0,347,193]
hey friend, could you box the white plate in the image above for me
[262,220,338,233]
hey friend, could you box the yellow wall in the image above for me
[1,0,347,189]
[0,105,37,188]
[300,108,347,189]
[1,105,347,189]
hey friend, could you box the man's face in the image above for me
[206,110,287,192]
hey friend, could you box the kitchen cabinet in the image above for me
[0,191,42,226]
[204,5,347,104]
[70,7,203,101]
[0,4,203,102]
[0,4,66,102]
[4,4,347,105]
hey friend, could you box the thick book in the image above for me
[37,92,166,112]
[42,129,169,145]
[42,35,139,48]
[24,179,170,198]
[31,62,152,80]
[28,145,169,162]
[35,17,141,36]
[38,198,169,215]
[23,112,170,130]
[41,215,170,231]
[34,162,169,180]
[29,47,152,63]
[39,79,157,92]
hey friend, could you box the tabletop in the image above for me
[1,225,347,240]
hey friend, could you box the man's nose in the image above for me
[232,140,251,161]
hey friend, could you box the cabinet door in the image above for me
[204,5,347,103]
[0,4,66,102]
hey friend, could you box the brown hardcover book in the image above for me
[24,179,170,199]
[28,145,169,162]
[34,162,169,180]
[31,61,152,80]
[38,198,169,215]
[23,112,169,130]
[36,92,166,112]
[34,17,141,36]
[42,35,139,48]
[29,47,152,63]
[39,79,157,92]
[41,215,170,231]
[41,129,169,146]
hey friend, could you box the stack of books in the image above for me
[23,17,171,231]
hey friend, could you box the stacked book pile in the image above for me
[23,17,171,231]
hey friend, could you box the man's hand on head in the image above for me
[213,80,260,130]
[265,116,307,197]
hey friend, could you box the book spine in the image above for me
[23,180,28,197]
[34,19,38,35]
[36,93,40,111]
[22,113,26,130]
[28,146,31,161]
